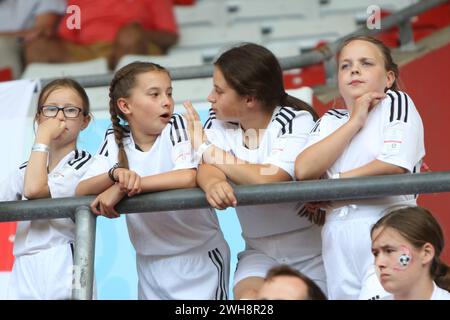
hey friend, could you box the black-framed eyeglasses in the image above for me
[40,105,85,118]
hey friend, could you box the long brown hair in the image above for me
[108,61,169,168]
[214,43,318,121]
[336,35,400,91]
[371,206,450,291]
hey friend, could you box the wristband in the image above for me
[31,143,49,153]
[108,163,122,182]
[196,140,213,163]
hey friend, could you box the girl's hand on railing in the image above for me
[113,168,142,197]
[205,180,237,210]
[90,184,126,218]
[182,100,206,151]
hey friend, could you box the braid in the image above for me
[109,74,129,169]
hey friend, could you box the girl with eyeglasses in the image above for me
[0,78,93,299]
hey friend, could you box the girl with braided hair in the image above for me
[371,206,450,300]
[76,62,230,300]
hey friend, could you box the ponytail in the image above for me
[282,93,319,121]
[433,258,450,291]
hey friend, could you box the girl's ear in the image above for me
[117,97,132,115]
[81,114,91,130]
[386,70,395,89]
[245,95,257,109]
[420,242,435,266]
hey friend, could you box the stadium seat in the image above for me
[21,57,109,80]
[115,51,204,71]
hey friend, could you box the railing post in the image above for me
[398,19,416,51]
[324,55,337,86]
[72,205,96,300]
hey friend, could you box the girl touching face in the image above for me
[36,86,90,147]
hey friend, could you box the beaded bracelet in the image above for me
[108,163,122,182]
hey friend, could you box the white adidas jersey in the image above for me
[304,89,425,208]
[204,106,318,238]
[80,114,224,256]
[0,150,93,257]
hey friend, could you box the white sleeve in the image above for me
[0,167,24,201]
[302,117,325,151]
[377,91,425,172]
[49,153,94,198]
[170,114,197,170]
[79,134,115,182]
[35,0,66,15]
[204,110,232,152]
[266,111,316,178]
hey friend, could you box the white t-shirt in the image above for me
[303,90,425,209]
[0,0,66,31]
[383,282,450,300]
[0,150,93,257]
[205,106,317,238]
[80,114,224,256]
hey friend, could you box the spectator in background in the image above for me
[257,265,327,300]
[25,0,179,70]
[0,0,66,78]
[371,206,450,300]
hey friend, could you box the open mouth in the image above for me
[160,112,171,119]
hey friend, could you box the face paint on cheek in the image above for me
[393,245,412,271]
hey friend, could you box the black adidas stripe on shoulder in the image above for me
[273,107,297,135]
[203,108,216,130]
[69,150,92,170]
[19,161,28,170]
[99,138,108,156]
[105,125,131,139]
[326,109,348,119]
[169,114,189,146]
[386,90,409,123]
[310,118,322,133]
[104,128,114,139]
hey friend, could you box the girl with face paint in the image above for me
[371,206,450,300]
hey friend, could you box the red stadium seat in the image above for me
[0,67,13,82]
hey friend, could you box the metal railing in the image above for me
[1,0,448,300]
[1,172,450,299]
[39,0,449,88]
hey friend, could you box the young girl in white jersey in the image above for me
[75,62,230,300]
[0,78,92,299]
[371,206,450,300]
[295,36,425,299]
[183,43,326,299]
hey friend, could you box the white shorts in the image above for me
[322,205,389,300]
[233,227,326,294]
[136,242,230,300]
[7,243,74,300]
